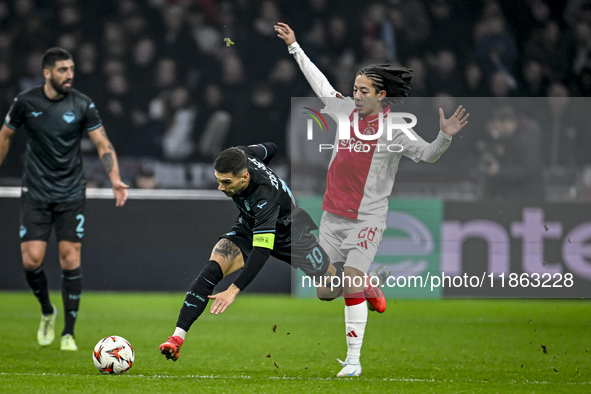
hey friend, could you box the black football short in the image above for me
[20,198,86,243]
[220,223,330,278]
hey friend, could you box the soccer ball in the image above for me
[92,336,134,374]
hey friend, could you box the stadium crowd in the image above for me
[1,0,591,200]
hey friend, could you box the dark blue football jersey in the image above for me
[4,86,102,202]
[232,143,299,246]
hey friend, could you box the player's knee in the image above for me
[316,286,337,301]
[60,258,80,271]
[202,260,224,282]
[59,249,81,270]
[21,249,44,270]
[22,258,42,271]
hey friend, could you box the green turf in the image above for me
[1,291,589,393]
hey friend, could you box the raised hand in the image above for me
[440,105,470,137]
[274,22,296,46]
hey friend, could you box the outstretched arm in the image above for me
[88,126,129,206]
[0,124,15,167]
[400,105,470,163]
[274,22,343,104]
[208,247,271,315]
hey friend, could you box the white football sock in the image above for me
[344,301,368,361]
[173,327,187,340]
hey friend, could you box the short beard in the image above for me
[50,78,71,95]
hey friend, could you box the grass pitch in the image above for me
[1,291,589,393]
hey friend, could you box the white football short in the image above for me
[318,211,385,273]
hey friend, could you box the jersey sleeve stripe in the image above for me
[258,144,268,160]
[87,123,102,131]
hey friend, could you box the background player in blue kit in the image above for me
[0,48,128,351]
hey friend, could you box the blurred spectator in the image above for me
[194,83,233,161]
[388,0,431,61]
[474,3,518,86]
[361,2,397,63]
[102,21,128,58]
[426,49,463,96]
[158,4,200,83]
[134,164,158,189]
[516,59,550,97]
[13,1,52,56]
[464,61,487,96]
[248,0,288,81]
[406,56,430,97]
[537,82,590,167]
[487,69,516,97]
[323,15,358,83]
[564,0,591,27]
[234,83,287,157]
[0,0,11,31]
[219,50,247,102]
[568,21,591,77]
[475,105,544,200]
[18,51,44,92]
[161,86,198,162]
[574,65,591,95]
[103,70,132,155]
[426,0,472,61]
[523,20,571,83]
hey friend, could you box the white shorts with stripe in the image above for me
[318,211,385,273]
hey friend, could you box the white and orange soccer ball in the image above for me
[92,335,134,374]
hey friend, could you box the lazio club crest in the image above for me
[63,111,75,124]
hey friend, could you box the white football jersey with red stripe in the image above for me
[289,42,452,221]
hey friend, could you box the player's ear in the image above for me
[42,68,51,79]
[378,90,387,101]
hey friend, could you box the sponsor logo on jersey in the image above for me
[31,111,43,117]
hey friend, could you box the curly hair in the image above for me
[356,64,413,101]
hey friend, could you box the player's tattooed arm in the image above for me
[89,126,117,174]
[213,239,241,261]
[88,125,129,206]
[100,152,114,174]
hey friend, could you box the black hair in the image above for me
[214,147,248,176]
[356,64,413,102]
[42,47,72,70]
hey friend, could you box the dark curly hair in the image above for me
[356,64,413,103]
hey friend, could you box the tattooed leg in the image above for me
[209,238,244,276]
